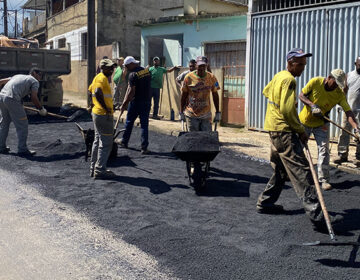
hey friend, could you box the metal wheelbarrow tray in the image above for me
[172,131,220,162]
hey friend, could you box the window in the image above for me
[81,32,88,60]
[58,38,66,48]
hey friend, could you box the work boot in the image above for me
[116,139,128,148]
[333,155,348,164]
[94,170,116,180]
[0,146,10,154]
[256,204,284,214]
[141,148,150,155]
[90,169,94,178]
[312,214,344,233]
[321,181,332,191]
[152,115,160,120]
[17,150,36,156]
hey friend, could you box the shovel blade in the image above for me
[302,240,360,246]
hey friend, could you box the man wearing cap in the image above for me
[148,57,179,119]
[257,48,342,231]
[299,69,360,190]
[113,57,127,108]
[119,56,152,154]
[0,67,47,156]
[89,58,116,179]
[176,59,196,88]
[335,57,360,164]
[180,56,220,131]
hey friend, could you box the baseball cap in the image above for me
[124,56,140,65]
[331,68,346,89]
[196,56,208,66]
[286,48,312,61]
[153,56,160,61]
[100,58,115,67]
[117,57,124,60]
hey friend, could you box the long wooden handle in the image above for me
[24,106,68,119]
[114,111,123,130]
[323,116,359,140]
[303,144,336,241]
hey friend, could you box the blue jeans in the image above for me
[121,101,151,149]
[150,88,160,117]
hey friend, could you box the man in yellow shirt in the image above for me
[89,58,116,179]
[257,48,342,231]
[299,69,360,190]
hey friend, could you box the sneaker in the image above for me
[17,150,36,156]
[312,214,343,233]
[333,155,348,164]
[141,148,150,155]
[321,181,332,191]
[256,204,284,214]
[152,115,160,120]
[90,169,94,177]
[94,170,116,180]
[116,139,128,148]
[0,146,10,154]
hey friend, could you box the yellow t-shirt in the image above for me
[299,77,351,127]
[263,70,305,134]
[181,71,220,119]
[89,73,114,116]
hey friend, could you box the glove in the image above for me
[213,112,221,122]
[113,103,121,111]
[179,112,186,121]
[311,104,322,117]
[354,129,360,143]
[39,107,47,116]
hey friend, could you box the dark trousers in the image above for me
[121,101,150,149]
[257,132,323,223]
[150,87,160,117]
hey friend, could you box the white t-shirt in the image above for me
[0,74,39,102]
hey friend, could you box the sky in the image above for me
[1,0,30,36]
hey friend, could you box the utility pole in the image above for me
[87,0,96,106]
[3,0,8,36]
[14,9,17,37]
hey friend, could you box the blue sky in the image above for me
[1,0,29,35]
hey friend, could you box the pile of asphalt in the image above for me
[1,119,360,279]
[172,131,220,153]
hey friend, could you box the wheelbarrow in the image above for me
[172,121,220,192]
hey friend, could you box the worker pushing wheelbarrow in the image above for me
[173,55,222,192]
[172,120,220,192]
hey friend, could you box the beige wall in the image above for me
[159,68,224,120]
[47,1,88,39]
[184,0,247,15]
[60,60,88,97]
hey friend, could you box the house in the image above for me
[138,0,249,125]
[246,0,360,137]
[22,0,179,96]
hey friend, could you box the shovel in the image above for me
[24,106,84,122]
[302,144,360,246]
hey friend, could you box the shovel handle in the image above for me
[24,106,68,119]
[303,144,336,241]
[323,116,359,140]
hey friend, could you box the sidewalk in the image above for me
[63,91,360,175]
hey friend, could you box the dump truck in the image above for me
[0,37,71,108]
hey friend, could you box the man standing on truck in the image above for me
[0,67,47,156]
[89,58,116,179]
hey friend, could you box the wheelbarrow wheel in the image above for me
[192,162,206,193]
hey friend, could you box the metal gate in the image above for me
[248,2,360,137]
[205,41,246,125]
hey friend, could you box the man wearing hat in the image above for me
[335,57,360,164]
[148,57,179,119]
[0,67,47,156]
[119,56,152,154]
[180,56,220,131]
[257,48,342,231]
[89,58,116,179]
[299,68,360,190]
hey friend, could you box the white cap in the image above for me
[331,68,346,89]
[124,56,139,65]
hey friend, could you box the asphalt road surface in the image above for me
[0,116,360,280]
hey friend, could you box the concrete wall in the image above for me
[163,39,182,66]
[158,67,224,120]
[184,0,247,15]
[141,15,247,67]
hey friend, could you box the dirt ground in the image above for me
[1,108,360,279]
